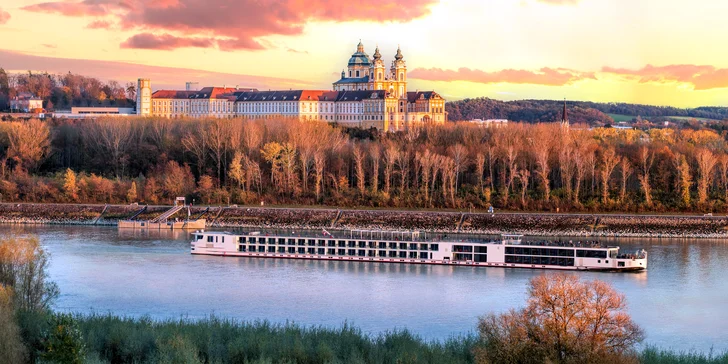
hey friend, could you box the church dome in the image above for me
[348,52,371,67]
[348,41,371,67]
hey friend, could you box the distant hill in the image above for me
[445,98,728,124]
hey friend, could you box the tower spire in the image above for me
[561,98,569,129]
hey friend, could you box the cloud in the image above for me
[22,0,438,51]
[601,64,728,90]
[21,0,113,17]
[0,7,10,24]
[42,44,57,48]
[409,67,595,86]
[86,19,112,29]
[120,33,216,50]
[0,49,318,90]
[286,48,309,55]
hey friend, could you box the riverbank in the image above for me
[1,202,728,238]
[13,310,728,364]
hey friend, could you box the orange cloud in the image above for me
[22,0,438,51]
[120,33,216,50]
[86,19,112,29]
[0,7,10,24]
[409,67,594,86]
[601,64,728,90]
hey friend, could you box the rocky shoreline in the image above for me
[1,203,727,239]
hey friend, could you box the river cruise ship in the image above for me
[190,230,647,272]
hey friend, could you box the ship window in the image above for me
[598,260,601,263]
[338,249,346,255]
[288,247,295,253]
[618,261,625,267]
[307,248,315,254]
[475,246,487,254]
[420,252,429,259]
[207,236,213,243]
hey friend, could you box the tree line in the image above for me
[446,97,728,123]
[0,68,135,111]
[2,117,728,212]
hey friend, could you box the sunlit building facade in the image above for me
[136,41,446,131]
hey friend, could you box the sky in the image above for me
[0,0,727,107]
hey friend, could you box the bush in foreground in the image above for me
[474,274,644,364]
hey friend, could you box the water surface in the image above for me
[5,225,727,352]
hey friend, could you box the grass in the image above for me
[17,311,477,364]
[608,113,636,123]
[641,346,728,364]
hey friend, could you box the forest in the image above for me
[0,68,134,111]
[1,116,728,213]
[445,97,728,123]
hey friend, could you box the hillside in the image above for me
[445,98,728,123]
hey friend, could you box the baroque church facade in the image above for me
[137,41,446,131]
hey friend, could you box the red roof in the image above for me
[191,87,239,99]
[152,90,197,99]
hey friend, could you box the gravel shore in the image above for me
[1,203,727,238]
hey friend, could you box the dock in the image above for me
[118,197,205,230]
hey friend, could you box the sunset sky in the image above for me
[1,0,726,107]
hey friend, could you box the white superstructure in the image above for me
[190,230,647,272]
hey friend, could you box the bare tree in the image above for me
[600,147,620,204]
[369,144,381,194]
[181,122,208,177]
[352,144,366,195]
[695,148,717,205]
[619,157,633,204]
[637,146,654,206]
[383,142,399,196]
[83,118,134,178]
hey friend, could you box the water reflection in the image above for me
[5,225,726,352]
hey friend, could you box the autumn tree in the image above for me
[127,181,138,203]
[600,148,620,204]
[369,143,380,194]
[6,119,50,172]
[62,168,78,202]
[352,144,366,195]
[475,274,643,364]
[675,153,692,207]
[0,235,59,311]
[531,125,553,202]
[695,148,717,205]
[637,146,654,206]
[619,157,633,204]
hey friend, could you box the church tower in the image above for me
[136,78,151,116]
[560,98,569,129]
[390,46,407,98]
[371,46,386,91]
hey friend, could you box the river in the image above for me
[7,225,728,352]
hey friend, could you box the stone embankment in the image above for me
[1,203,727,238]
